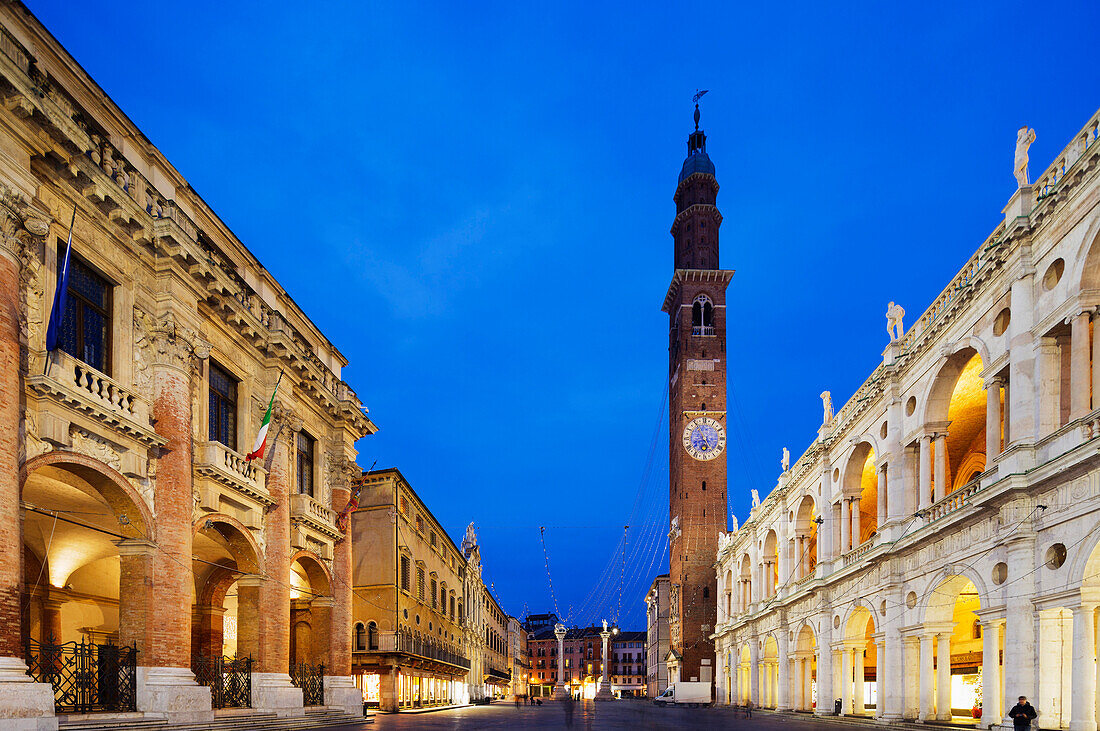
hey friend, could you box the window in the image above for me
[450,596,455,620]
[416,515,424,532]
[368,621,379,650]
[431,578,438,609]
[400,555,410,591]
[441,586,447,613]
[417,567,425,601]
[59,252,112,374]
[296,431,315,496]
[399,495,407,514]
[208,362,238,450]
[354,622,366,651]
[430,532,437,548]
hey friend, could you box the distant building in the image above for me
[609,631,648,697]
[523,612,559,634]
[506,616,530,700]
[646,575,670,697]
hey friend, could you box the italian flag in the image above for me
[246,372,282,462]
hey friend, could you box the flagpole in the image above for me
[44,208,77,378]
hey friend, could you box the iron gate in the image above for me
[192,655,252,709]
[290,662,325,706]
[24,638,137,713]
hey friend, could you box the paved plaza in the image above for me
[364,702,858,730]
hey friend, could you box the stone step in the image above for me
[59,709,371,731]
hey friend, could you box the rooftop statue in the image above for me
[820,391,834,425]
[1015,125,1037,187]
[781,447,790,473]
[886,301,905,341]
[751,489,761,509]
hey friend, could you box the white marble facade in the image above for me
[713,108,1100,730]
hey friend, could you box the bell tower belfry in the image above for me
[661,98,733,690]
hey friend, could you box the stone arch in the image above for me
[920,345,990,498]
[841,441,879,546]
[795,621,817,653]
[290,549,333,597]
[192,514,262,573]
[1070,214,1100,292]
[920,343,990,426]
[917,566,991,625]
[1070,525,1100,592]
[21,450,154,539]
[841,597,881,638]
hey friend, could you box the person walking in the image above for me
[1009,696,1037,729]
[745,698,753,719]
[563,692,576,728]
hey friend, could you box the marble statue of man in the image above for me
[462,522,478,553]
[751,489,761,509]
[1014,126,1037,187]
[820,391,834,424]
[730,514,739,533]
[781,447,790,473]
[886,301,905,341]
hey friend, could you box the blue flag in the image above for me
[45,209,76,353]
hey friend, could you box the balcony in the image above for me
[921,479,984,525]
[26,351,161,448]
[193,441,271,509]
[356,631,470,670]
[290,493,341,542]
[691,326,715,336]
[841,535,878,568]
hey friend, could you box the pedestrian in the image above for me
[563,692,575,728]
[1009,696,1037,729]
[745,698,753,719]
[515,695,520,709]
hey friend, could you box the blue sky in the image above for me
[28,1,1099,629]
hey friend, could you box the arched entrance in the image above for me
[841,606,875,716]
[841,444,878,553]
[921,575,996,723]
[793,496,818,582]
[738,644,751,704]
[20,453,154,713]
[190,515,262,709]
[924,349,990,503]
[288,552,333,666]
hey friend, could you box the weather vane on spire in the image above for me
[692,89,709,130]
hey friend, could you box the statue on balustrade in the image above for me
[886,301,905,341]
[1014,125,1037,187]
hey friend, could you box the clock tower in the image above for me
[661,101,732,690]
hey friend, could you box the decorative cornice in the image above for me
[661,268,736,313]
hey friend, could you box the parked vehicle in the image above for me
[653,682,711,707]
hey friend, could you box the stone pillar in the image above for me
[851,498,861,548]
[853,647,865,714]
[839,646,852,715]
[776,630,790,711]
[814,640,833,716]
[1001,537,1037,726]
[876,466,887,529]
[986,376,1003,460]
[596,625,612,700]
[749,639,760,706]
[253,406,304,716]
[804,655,813,710]
[1072,312,1092,420]
[730,651,739,705]
[40,597,63,645]
[378,664,400,713]
[981,618,1002,724]
[1038,337,1061,436]
[1070,604,1097,731]
[1093,309,1100,413]
[325,472,362,716]
[918,633,934,721]
[140,321,213,723]
[918,435,932,511]
[1007,271,1036,446]
[882,604,905,720]
[840,500,851,555]
[935,632,951,721]
[874,638,884,717]
[932,434,948,503]
[553,624,567,699]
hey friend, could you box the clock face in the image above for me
[682,416,726,461]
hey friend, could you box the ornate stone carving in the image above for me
[22,411,52,464]
[133,307,211,375]
[69,427,121,472]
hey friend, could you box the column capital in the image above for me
[134,307,210,374]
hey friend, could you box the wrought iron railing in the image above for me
[25,638,137,713]
[192,655,252,709]
[290,661,325,706]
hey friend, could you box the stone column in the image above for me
[851,498,861,548]
[1007,271,1036,446]
[876,466,887,528]
[1093,309,1100,413]
[730,651,739,705]
[918,633,934,721]
[918,435,932,511]
[141,318,212,723]
[40,597,63,645]
[776,629,790,711]
[839,500,850,555]
[840,646,853,715]
[1038,337,1061,436]
[749,639,760,706]
[874,639,884,717]
[814,639,833,716]
[804,655,813,710]
[596,624,612,700]
[981,618,1002,725]
[378,663,400,713]
[1072,312,1092,420]
[986,376,1003,460]
[1070,603,1097,731]
[882,598,905,720]
[932,434,948,503]
[853,647,865,714]
[1001,537,1037,726]
[553,624,567,699]
[325,467,361,716]
[935,632,951,721]
[253,405,304,716]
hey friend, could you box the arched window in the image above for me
[368,621,379,650]
[354,622,366,652]
[692,294,714,334]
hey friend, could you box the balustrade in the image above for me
[922,479,983,523]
